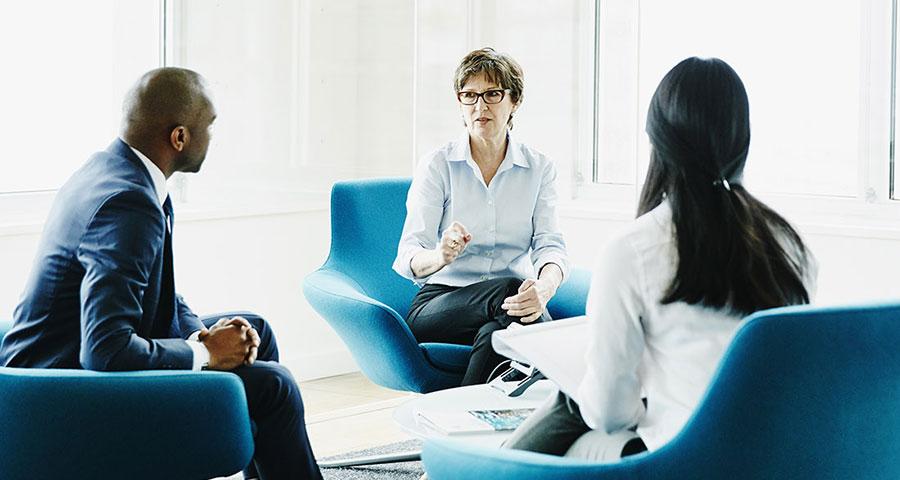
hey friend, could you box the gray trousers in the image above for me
[503,392,646,462]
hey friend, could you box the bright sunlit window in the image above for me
[0,1,159,194]
[594,0,866,199]
[2,0,899,224]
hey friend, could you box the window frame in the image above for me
[0,0,165,231]
[578,0,900,233]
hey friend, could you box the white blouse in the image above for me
[575,201,816,450]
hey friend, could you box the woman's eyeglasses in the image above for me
[457,89,510,105]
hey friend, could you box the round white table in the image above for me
[393,380,557,447]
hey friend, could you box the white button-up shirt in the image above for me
[393,132,569,286]
[575,200,817,450]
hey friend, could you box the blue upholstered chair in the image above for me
[422,302,900,479]
[0,319,254,480]
[303,177,590,466]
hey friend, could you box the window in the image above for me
[414,0,587,199]
[165,0,302,200]
[167,0,418,204]
[0,1,159,194]
[892,0,900,199]
[3,0,423,216]
[592,0,897,211]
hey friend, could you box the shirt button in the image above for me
[488,200,494,206]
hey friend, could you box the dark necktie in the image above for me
[152,195,176,338]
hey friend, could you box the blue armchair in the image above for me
[422,302,900,479]
[303,177,590,466]
[0,320,254,480]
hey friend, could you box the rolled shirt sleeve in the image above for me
[530,160,569,281]
[393,159,446,285]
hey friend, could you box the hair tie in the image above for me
[712,178,732,191]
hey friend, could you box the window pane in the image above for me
[636,0,860,197]
[169,0,299,194]
[894,7,900,200]
[171,0,415,198]
[0,1,159,194]
[415,0,581,179]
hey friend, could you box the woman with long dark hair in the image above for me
[505,57,816,460]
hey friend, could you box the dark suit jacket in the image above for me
[0,139,204,370]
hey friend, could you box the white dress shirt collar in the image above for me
[448,130,531,169]
[124,140,168,206]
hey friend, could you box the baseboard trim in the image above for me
[281,349,360,382]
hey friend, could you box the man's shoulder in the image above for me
[62,148,156,208]
[46,147,160,242]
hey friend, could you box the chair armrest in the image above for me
[0,368,253,480]
[419,343,471,373]
[304,269,463,392]
[547,267,592,319]
[422,438,640,480]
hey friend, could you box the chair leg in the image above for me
[318,449,421,468]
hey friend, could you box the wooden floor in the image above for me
[218,372,417,479]
[302,372,417,458]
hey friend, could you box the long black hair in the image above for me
[638,57,810,315]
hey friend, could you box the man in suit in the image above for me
[0,67,322,480]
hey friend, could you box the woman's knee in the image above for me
[488,277,523,295]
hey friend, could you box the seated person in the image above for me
[0,67,322,480]
[505,57,817,460]
[393,47,569,386]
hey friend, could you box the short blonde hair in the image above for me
[453,48,524,127]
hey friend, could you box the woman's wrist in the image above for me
[411,248,447,278]
[537,262,564,292]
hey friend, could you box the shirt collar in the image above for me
[448,130,531,169]
[125,141,168,206]
[648,198,673,226]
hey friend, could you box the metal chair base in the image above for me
[319,449,421,468]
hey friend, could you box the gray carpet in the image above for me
[321,439,424,480]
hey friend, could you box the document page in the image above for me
[492,316,588,399]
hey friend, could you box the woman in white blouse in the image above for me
[505,57,816,459]
[392,48,569,386]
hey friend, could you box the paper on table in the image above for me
[414,408,535,435]
[491,316,588,400]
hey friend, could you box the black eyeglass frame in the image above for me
[456,88,512,105]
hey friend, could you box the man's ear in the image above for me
[170,126,190,152]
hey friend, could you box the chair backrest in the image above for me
[423,303,900,480]
[323,178,420,317]
[647,302,900,478]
